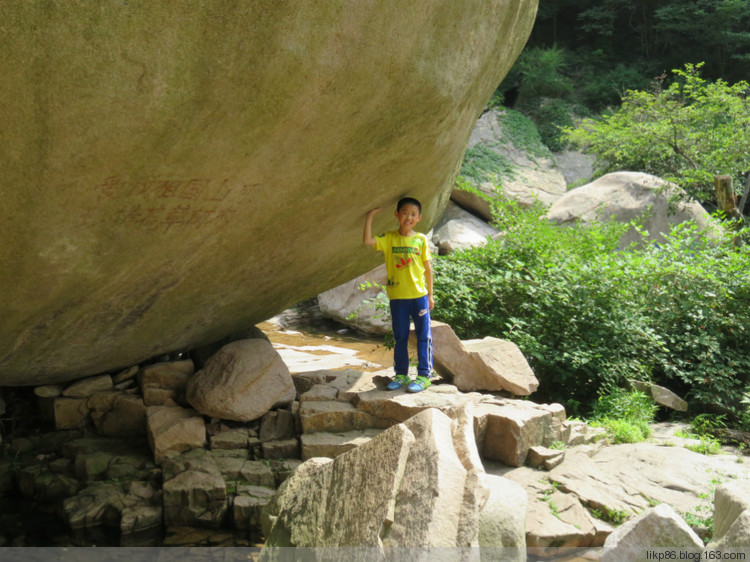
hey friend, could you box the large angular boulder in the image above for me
[0,1,539,386]
[710,479,750,546]
[430,321,539,395]
[262,408,490,548]
[601,504,704,562]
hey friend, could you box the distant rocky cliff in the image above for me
[0,1,538,385]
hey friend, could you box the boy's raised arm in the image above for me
[363,207,381,247]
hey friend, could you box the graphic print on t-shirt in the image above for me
[375,231,431,300]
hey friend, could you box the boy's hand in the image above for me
[363,208,382,247]
[428,295,434,310]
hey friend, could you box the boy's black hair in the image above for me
[397,197,422,213]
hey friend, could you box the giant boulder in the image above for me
[0,1,538,385]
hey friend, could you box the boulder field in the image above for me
[0,1,538,385]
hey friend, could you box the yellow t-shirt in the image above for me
[375,230,431,300]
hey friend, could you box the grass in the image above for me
[591,418,651,444]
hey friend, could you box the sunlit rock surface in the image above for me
[0,1,538,385]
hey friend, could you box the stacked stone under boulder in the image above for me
[2,331,749,551]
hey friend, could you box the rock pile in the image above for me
[1,328,749,554]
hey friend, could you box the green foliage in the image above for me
[528,99,576,152]
[563,63,750,206]
[685,435,722,455]
[593,388,658,425]
[527,0,750,86]
[459,144,514,184]
[513,46,573,102]
[590,507,629,526]
[590,388,657,443]
[496,109,550,158]
[457,109,550,187]
[691,413,727,436]
[592,418,651,444]
[432,198,750,421]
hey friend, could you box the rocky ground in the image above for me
[0,312,748,552]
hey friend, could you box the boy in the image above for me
[363,197,434,392]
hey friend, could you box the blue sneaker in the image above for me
[387,374,411,390]
[407,375,432,393]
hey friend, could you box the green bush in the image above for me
[590,387,657,443]
[593,387,658,424]
[432,198,750,421]
[459,144,514,184]
[563,63,750,207]
[525,99,575,152]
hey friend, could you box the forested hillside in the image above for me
[497,0,750,112]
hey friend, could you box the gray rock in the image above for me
[475,401,551,467]
[317,265,391,335]
[632,380,688,412]
[263,408,488,547]
[139,359,193,406]
[213,457,276,487]
[432,202,499,254]
[34,385,64,398]
[259,409,297,442]
[51,397,89,429]
[712,479,750,542]
[162,449,227,528]
[261,439,300,460]
[61,483,127,531]
[18,464,80,502]
[553,149,595,187]
[461,109,567,209]
[709,509,750,550]
[63,374,113,398]
[299,429,383,460]
[549,444,750,521]
[146,405,206,463]
[526,446,565,470]
[87,391,147,437]
[430,321,539,395]
[602,504,704,562]
[649,384,688,412]
[299,384,339,403]
[61,480,162,535]
[210,427,251,451]
[186,339,296,422]
[449,402,491,547]
[546,171,717,249]
[451,181,496,222]
[233,485,277,531]
[386,409,470,547]
[478,474,527,554]
[299,399,390,434]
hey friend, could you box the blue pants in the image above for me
[390,295,433,377]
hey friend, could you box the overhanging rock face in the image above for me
[0,1,538,385]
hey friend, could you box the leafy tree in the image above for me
[563,63,750,206]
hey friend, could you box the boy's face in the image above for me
[395,203,422,231]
